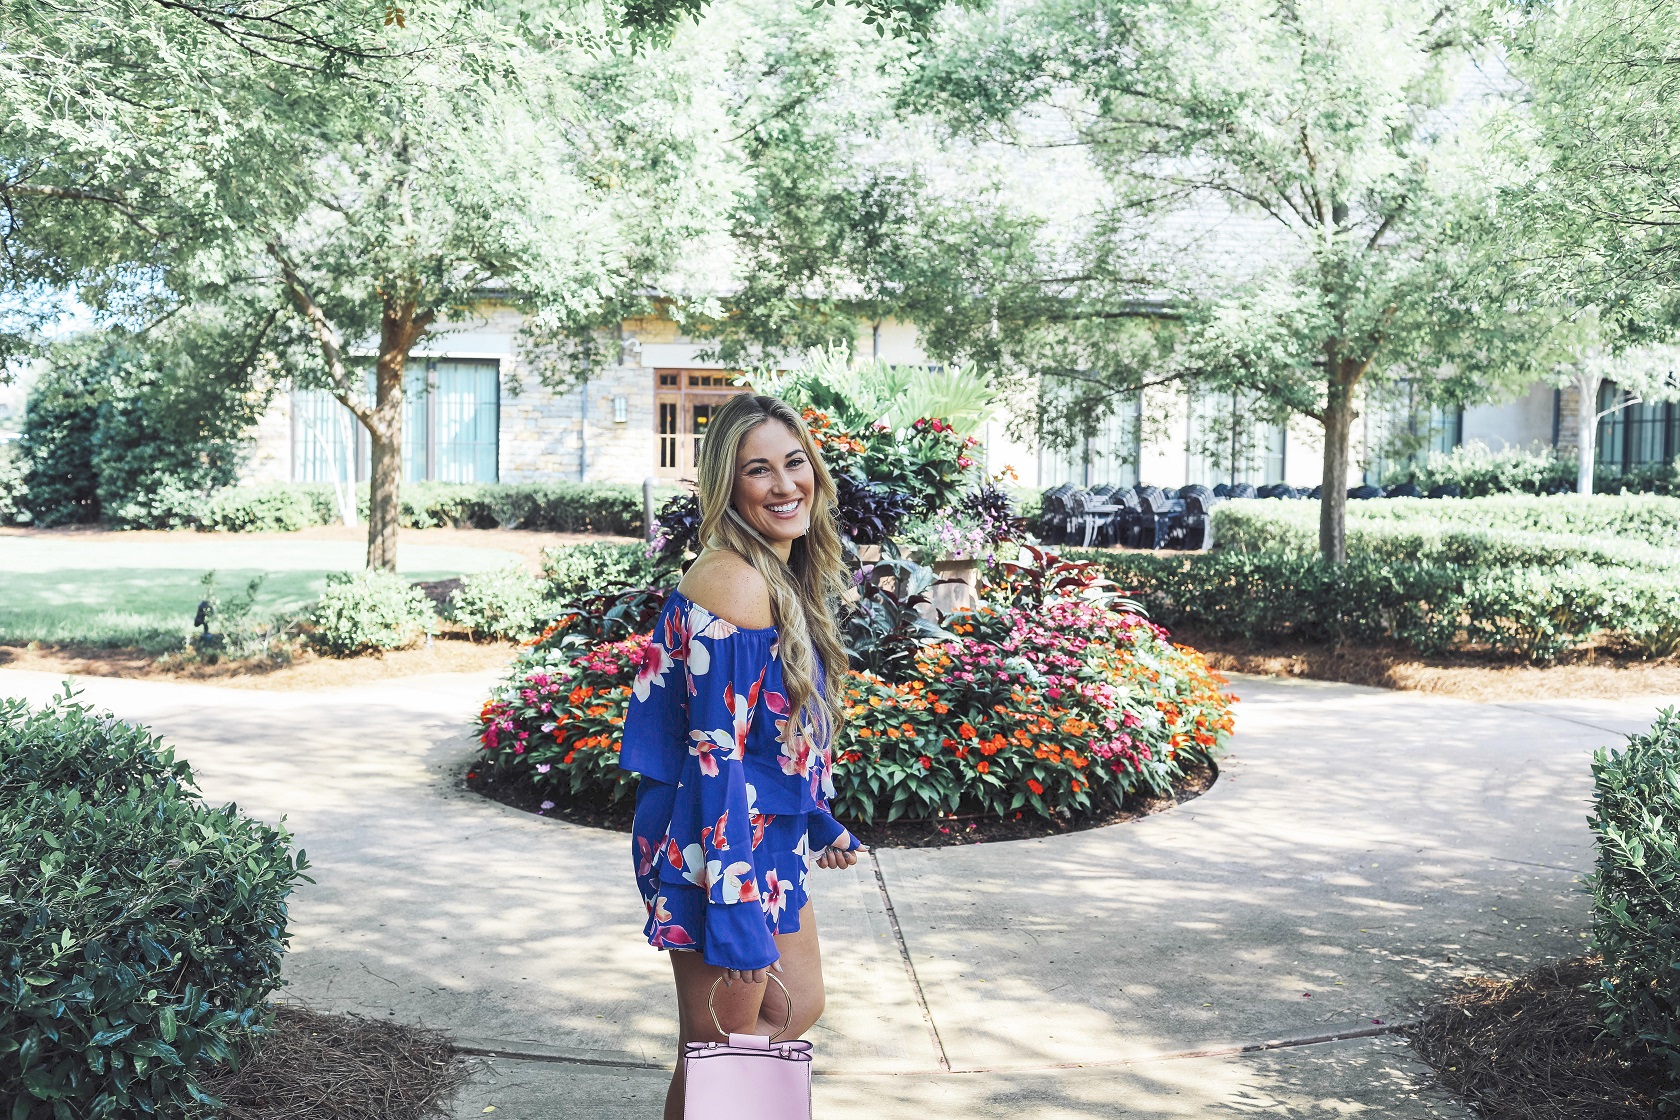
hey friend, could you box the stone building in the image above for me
[244,303,1677,493]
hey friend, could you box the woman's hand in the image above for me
[724,959,785,986]
[815,830,866,870]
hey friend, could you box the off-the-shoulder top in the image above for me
[620,589,852,845]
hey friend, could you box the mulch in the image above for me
[463,762,1217,848]
[197,1003,471,1120]
[1175,626,1680,702]
[1404,956,1667,1120]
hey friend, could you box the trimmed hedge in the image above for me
[1214,499,1680,572]
[1,692,306,1118]
[1218,494,1680,550]
[127,481,671,536]
[1072,548,1680,663]
[1589,707,1680,1111]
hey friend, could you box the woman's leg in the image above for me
[662,900,826,1120]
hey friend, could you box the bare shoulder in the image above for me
[677,549,775,629]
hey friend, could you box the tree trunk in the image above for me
[1318,364,1357,565]
[1575,369,1598,497]
[365,303,431,571]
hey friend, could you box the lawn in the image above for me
[0,533,526,652]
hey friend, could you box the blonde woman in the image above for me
[620,393,865,1119]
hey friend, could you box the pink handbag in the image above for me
[683,974,813,1119]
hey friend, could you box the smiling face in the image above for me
[732,419,815,553]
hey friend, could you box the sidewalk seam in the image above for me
[454,1021,1411,1075]
[868,849,951,1073]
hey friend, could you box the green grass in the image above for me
[0,536,524,652]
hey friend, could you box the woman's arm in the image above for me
[676,558,782,974]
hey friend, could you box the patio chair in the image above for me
[1348,484,1383,500]
[1178,484,1221,550]
[1385,481,1422,498]
[1228,482,1258,500]
[1136,485,1187,550]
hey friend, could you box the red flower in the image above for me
[1027,779,1044,795]
[918,756,933,770]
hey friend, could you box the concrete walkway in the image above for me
[2,666,1672,1119]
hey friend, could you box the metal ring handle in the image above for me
[707,972,794,1042]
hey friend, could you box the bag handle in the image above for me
[707,973,794,1042]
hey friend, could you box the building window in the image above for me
[1362,380,1462,484]
[1598,380,1678,471]
[1037,381,1142,488]
[1186,388,1286,487]
[293,359,500,483]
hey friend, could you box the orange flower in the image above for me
[1070,780,1083,793]
[886,728,901,739]
[975,760,990,773]
[1027,779,1044,795]
[933,702,949,715]
[858,728,873,739]
[958,722,977,740]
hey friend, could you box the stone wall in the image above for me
[499,360,657,484]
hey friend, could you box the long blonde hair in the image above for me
[696,394,849,748]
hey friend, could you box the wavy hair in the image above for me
[696,394,849,750]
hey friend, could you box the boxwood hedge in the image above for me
[1589,708,1680,1110]
[0,692,307,1119]
[1072,547,1680,663]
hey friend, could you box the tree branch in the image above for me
[267,239,378,431]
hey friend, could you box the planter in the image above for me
[927,556,980,616]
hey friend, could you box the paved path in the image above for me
[2,666,1672,1119]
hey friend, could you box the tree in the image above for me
[5,0,731,569]
[1493,0,1680,493]
[912,0,1553,560]
[257,20,730,568]
[1545,312,1680,494]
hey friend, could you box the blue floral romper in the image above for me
[620,591,859,971]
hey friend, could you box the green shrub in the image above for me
[195,484,339,533]
[1408,442,1577,496]
[0,447,27,526]
[1589,707,1680,1111]
[1072,548,1680,663]
[446,565,548,640]
[17,334,261,529]
[0,692,307,1119]
[539,542,667,601]
[1221,493,1680,549]
[399,481,669,535]
[305,570,437,655]
[1214,500,1679,572]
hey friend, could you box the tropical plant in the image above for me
[754,345,1001,435]
[841,556,958,678]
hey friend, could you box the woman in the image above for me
[620,393,865,1120]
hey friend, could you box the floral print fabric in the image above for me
[621,591,856,970]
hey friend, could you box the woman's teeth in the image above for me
[768,501,799,513]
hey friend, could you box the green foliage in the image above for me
[398,482,663,535]
[446,566,549,641]
[1589,708,1680,1111]
[1215,494,1680,550]
[1213,500,1680,573]
[1074,547,1680,664]
[539,543,667,602]
[753,346,1000,435]
[305,571,437,656]
[17,335,265,529]
[195,485,338,533]
[184,571,296,666]
[0,691,307,1119]
[1406,442,1578,497]
[0,447,28,526]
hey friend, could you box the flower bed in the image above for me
[475,583,1234,825]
